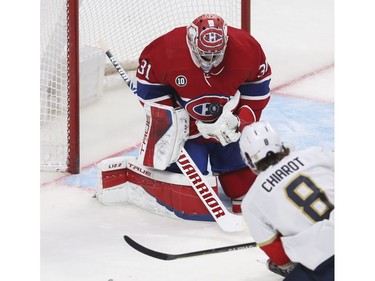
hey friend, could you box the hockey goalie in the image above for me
[95,14,271,221]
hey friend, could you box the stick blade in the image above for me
[124,235,177,260]
[217,213,246,232]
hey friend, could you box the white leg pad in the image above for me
[96,156,134,205]
[95,156,178,218]
[126,182,178,218]
[96,182,130,205]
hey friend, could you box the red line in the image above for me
[41,143,141,187]
[81,143,141,170]
[271,63,334,93]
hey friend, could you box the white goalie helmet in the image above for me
[239,121,282,171]
[186,14,228,73]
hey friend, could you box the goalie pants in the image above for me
[285,256,334,281]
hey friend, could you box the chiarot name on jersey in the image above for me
[262,157,305,192]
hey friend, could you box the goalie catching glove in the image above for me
[196,90,240,146]
[196,108,240,146]
[196,90,257,146]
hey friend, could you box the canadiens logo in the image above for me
[199,28,224,49]
[185,95,229,122]
[175,75,187,87]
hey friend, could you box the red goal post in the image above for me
[40,0,251,174]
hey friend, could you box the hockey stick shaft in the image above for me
[98,40,138,95]
[176,150,244,232]
[99,41,244,232]
[124,235,257,260]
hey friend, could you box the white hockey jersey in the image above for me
[242,146,334,270]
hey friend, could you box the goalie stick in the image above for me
[124,235,257,260]
[99,40,244,232]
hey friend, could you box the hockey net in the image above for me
[40,0,250,174]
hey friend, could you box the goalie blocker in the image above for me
[96,155,219,221]
[138,102,189,170]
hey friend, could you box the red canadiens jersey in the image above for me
[136,26,271,138]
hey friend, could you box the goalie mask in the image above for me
[239,121,282,173]
[187,14,228,73]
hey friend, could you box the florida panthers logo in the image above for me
[185,95,229,122]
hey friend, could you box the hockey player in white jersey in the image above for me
[239,121,334,281]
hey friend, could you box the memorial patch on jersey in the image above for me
[175,75,187,87]
[185,95,229,122]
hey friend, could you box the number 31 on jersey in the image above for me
[137,59,152,80]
